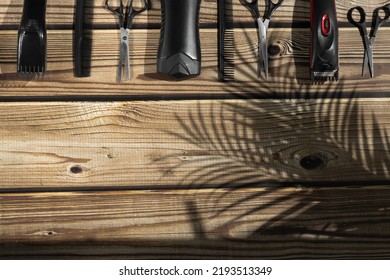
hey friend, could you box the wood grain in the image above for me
[2,185,390,259]
[1,0,389,260]
[0,0,387,26]
[0,99,388,189]
[1,28,390,97]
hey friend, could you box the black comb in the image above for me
[74,0,84,77]
[17,0,47,77]
[218,0,234,82]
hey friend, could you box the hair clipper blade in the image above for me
[17,0,47,77]
[310,0,339,81]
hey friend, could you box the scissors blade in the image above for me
[257,18,268,79]
[362,40,374,78]
[362,49,368,77]
[122,28,130,81]
[117,27,130,83]
[117,50,123,83]
[367,43,374,78]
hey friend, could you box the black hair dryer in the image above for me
[157,0,202,80]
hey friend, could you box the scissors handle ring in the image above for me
[243,0,258,6]
[371,5,390,37]
[375,5,390,21]
[241,0,260,19]
[128,0,149,15]
[347,6,368,37]
[347,6,366,26]
[125,0,149,28]
[105,0,124,16]
[266,0,284,19]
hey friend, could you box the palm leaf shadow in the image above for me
[160,93,389,240]
[153,25,390,240]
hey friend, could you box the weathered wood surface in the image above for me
[1,0,390,259]
[2,185,390,259]
[0,0,387,26]
[1,0,390,97]
[0,99,389,189]
[1,28,390,97]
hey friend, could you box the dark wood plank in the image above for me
[0,0,386,26]
[1,28,390,97]
[0,99,388,189]
[2,185,390,259]
[1,0,389,262]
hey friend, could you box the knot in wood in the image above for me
[299,154,326,170]
[70,165,83,174]
[268,44,282,57]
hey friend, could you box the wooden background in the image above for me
[0,0,390,259]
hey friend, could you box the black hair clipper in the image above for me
[157,0,201,80]
[17,0,47,76]
[310,0,339,80]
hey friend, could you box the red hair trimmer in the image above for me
[310,0,339,80]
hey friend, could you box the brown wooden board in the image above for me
[2,186,390,259]
[1,0,389,259]
[1,28,390,97]
[0,0,387,26]
[0,99,388,189]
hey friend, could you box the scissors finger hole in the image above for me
[109,0,122,8]
[377,8,389,20]
[130,0,149,11]
[270,0,283,6]
[348,7,366,24]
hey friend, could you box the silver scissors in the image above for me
[105,0,149,82]
[348,5,390,78]
[241,0,284,79]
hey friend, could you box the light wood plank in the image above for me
[0,0,387,26]
[1,28,390,97]
[0,99,388,189]
[2,186,390,258]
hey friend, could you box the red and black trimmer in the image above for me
[310,0,339,80]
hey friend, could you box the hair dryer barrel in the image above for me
[157,0,202,80]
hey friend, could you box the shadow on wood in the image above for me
[160,75,389,186]
[292,0,310,83]
[1,186,390,259]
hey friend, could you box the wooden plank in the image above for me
[1,0,388,261]
[1,28,390,97]
[0,0,386,26]
[2,185,390,258]
[0,99,388,189]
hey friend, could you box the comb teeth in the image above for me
[17,65,45,78]
[17,29,46,78]
[311,70,339,81]
[218,0,235,82]
[17,0,47,79]
[17,30,46,78]
[220,29,235,81]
